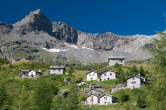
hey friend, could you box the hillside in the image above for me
[0,9,155,64]
[0,58,157,110]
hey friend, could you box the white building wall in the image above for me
[28,71,36,78]
[99,95,112,105]
[50,68,64,74]
[101,71,116,81]
[109,59,124,66]
[127,77,141,89]
[87,72,98,81]
[86,95,98,105]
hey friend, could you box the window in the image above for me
[110,73,112,75]
[131,81,136,84]
[104,74,107,76]
[132,77,135,80]
[104,97,107,100]
[90,96,93,102]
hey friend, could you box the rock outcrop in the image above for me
[52,22,78,44]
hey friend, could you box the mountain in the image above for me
[0,9,155,64]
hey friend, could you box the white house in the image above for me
[50,66,65,74]
[99,70,117,81]
[126,74,146,89]
[21,70,43,79]
[99,94,113,105]
[86,71,98,81]
[85,95,99,105]
[108,56,125,66]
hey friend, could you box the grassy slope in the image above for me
[0,59,155,110]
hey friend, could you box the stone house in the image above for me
[21,70,43,79]
[99,94,116,105]
[99,70,117,81]
[108,56,125,66]
[86,70,117,81]
[84,94,116,105]
[50,65,65,74]
[86,71,98,81]
[85,94,99,105]
[126,74,146,89]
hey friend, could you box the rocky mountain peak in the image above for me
[13,9,52,34]
[30,9,41,15]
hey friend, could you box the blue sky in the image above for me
[0,0,166,35]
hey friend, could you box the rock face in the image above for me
[77,31,130,51]
[0,9,155,64]
[52,22,78,44]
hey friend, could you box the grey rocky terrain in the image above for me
[0,9,156,64]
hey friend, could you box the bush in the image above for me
[119,90,129,103]
[116,66,125,83]
[0,58,10,65]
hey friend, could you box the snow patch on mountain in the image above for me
[64,42,79,49]
[42,48,67,52]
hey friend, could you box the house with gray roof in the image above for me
[99,94,117,105]
[108,56,125,66]
[86,71,98,81]
[126,74,146,89]
[98,70,117,81]
[50,65,65,74]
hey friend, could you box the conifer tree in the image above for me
[130,65,138,75]
[11,85,34,110]
[139,66,145,76]
[33,78,57,110]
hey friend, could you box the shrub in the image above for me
[119,90,129,103]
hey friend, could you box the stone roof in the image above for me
[86,71,97,75]
[98,94,112,99]
[97,70,116,76]
[50,65,65,69]
[108,56,125,60]
[126,74,146,82]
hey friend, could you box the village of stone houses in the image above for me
[12,55,150,109]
